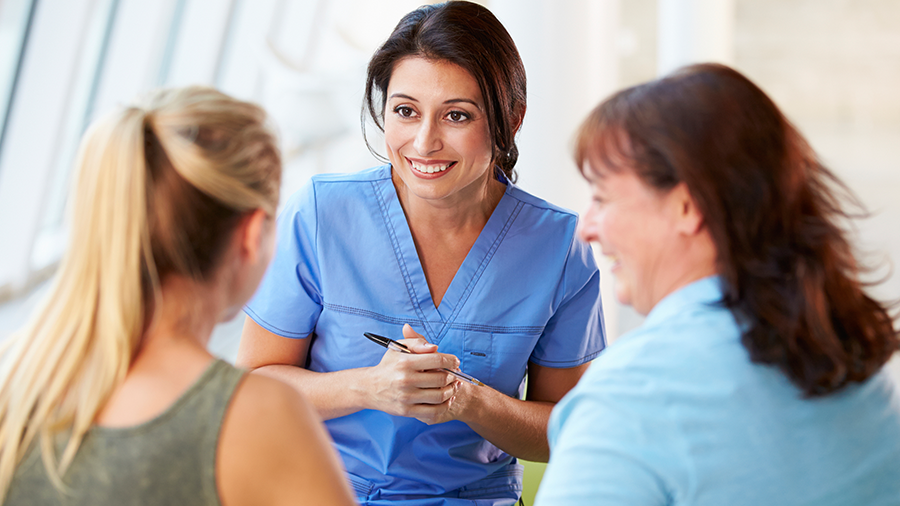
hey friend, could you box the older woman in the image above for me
[535,64,900,505]
[236,2,605,505]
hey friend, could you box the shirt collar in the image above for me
[642,275,725,328]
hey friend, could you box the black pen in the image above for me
[363,332,485,387]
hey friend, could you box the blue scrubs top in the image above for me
[245,165,606,505]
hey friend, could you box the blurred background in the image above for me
[0,0,897,390]
[0,0,897,502]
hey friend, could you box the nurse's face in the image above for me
[576,160,680,315]
[384,57,494,207]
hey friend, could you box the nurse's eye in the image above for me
[446,110,471,123]
[393,106,416,118]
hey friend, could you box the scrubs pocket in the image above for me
[456,463,523,504]
[462,330,493,386]
[346,471,375,500]
[488,332,538,398]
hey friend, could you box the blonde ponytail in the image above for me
[0,87,280,498]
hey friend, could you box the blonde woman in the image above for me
[0,87,355,506]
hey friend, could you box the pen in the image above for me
[363,332,485,387]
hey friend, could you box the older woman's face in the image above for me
[577,161,683,315]
[384,57,494,207]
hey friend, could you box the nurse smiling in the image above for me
[384,56,507,309]
[385,57,501,217]
[237,2,606,505]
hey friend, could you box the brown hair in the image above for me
[575,63,898,397]
[363,0,526,182]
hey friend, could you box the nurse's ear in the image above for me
[512,106,526,136]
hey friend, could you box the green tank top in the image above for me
[5,359,245,506]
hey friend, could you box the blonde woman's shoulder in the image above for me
[216,373,356,506]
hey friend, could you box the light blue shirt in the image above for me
[245,165,606,505]
[537,276,900,506]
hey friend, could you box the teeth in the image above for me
[411,161,453,174]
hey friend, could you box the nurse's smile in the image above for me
[384,56,495,207]
[407,157,457,178]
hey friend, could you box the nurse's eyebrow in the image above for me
[388,94,482,110]
[445,98,482,110]
[389,93,418,102]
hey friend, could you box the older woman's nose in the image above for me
[576,210,599,244]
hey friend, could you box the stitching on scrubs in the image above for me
[322,303,420,326]
[370,179,436,340]
[455,465,524,498]
[449,322,542,334]
[436,201,525,342]
[321,303,543,334]
[310,174,320,283]
[457,485,524,499]
[346,473,375,498]
[244,307,312,337]
[557,224,575,301]
[528,349,604,366]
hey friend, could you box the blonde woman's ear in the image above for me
[237,209,271,265]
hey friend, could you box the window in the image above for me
[32,0,120,271]
[0,0,37,158]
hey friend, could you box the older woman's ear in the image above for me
[669,182,706,236]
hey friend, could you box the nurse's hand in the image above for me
[364,324,461,421]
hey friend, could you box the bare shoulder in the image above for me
[217,373,356,506]
[230,373,315,426]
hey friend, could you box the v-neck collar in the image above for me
[372,167,523,344]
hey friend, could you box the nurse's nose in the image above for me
[413,119,442,155]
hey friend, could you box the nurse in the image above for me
[237,1,605,505]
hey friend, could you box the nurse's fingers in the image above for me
[397,337,438,354]
[410,370,457,389]
[406,382,458,406]
[407,394,458,425]
[400,325,440,354]
[399,350,460,372]
[402,323,423,340]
